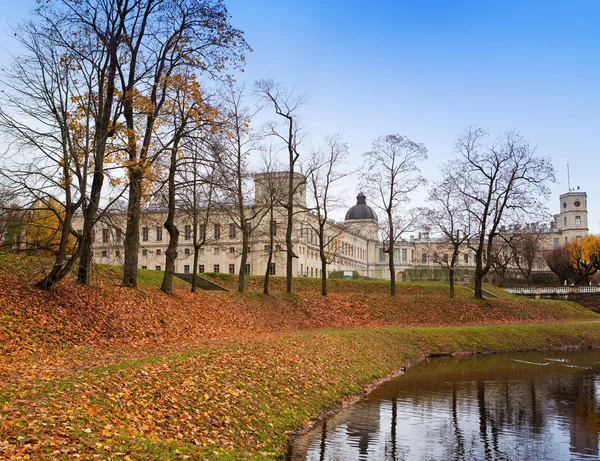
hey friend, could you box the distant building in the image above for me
[73,173,589,281]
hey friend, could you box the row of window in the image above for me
[141,263,275,276]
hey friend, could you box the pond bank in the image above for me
[3,321,600,460]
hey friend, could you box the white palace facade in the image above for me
[76,173,589,281]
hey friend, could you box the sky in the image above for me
[1,0,599,230]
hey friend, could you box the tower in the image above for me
[554,190,588,243]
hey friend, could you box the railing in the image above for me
[505,286,600,295]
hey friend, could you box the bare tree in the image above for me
[449,127,555,299]
[506,228,546,286]
[119,0,250,287]
[0,20,99,289]
[545,245,575,286]
[255,79,307,294]
[256,153,287,295]
[361,134,427,296]
[217,83,268,292]
[426,175,472,298]
[177,142,222,293]
[306,135,352,296]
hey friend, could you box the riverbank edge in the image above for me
[282,320,600,460]
[4,321,600,460]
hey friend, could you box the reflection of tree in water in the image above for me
[291,352,600,460]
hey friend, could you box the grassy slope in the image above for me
[2,255,600,459]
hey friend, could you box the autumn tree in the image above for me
[361,134,427,296]
[568,235,600,285]
[118,0,250,287]
[449,127,555,299]
[426,175,472,298]
[158,72,218,295]
[306,135,352,296]
[255,79,307,294]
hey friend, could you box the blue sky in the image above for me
[1,1,599,230]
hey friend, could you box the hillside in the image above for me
[2,255,600,460]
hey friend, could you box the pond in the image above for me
[288,349,600,461]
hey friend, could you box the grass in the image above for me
[3,322,600,460]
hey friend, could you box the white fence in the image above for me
[505,286,600,295]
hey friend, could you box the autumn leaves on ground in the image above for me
[2,256,600,460]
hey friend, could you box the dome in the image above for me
[345,192,377,221]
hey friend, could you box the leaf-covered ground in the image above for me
[1,255,600,459]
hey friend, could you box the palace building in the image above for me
[74,173,589,281]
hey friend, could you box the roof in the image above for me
[345,192,378,221]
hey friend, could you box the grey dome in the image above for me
[345,192,377,221]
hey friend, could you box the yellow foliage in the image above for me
[25,198,76,253]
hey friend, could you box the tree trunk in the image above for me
[122,168,143,287]
[264,249,272,295]
[191,246,199,293]
[238,227,249,292]
[286,202,294,293]
[320,253,327,296]
[449,266,455,299]
[77,166,104,285]
[161,141,180,295]
[36,212,75,290]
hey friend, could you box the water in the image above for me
[288,349,600,461]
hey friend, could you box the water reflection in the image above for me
[289,350,600,460]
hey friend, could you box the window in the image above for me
[141,266,147,269]
[576,216,581,225]
[264,245,271,252]
[142,227,149,242]
[553,238,559,248]
[184,248,190,256]
[77,229,83,237]
[270,220,277,236]
[199,224,205,239]
[564,217,567,227]
[269,263,276,275]
[422,253,427,264]
[199,248,205,255]
[115,250,121,257]
[229,223,236,239]
[156,227,162,241]
[116,228,123,243]
[184,265,190,274]
[229,264,235,274]
[155,265,161,271]
[575,200,581,207]
[443,254,448,263]
[142,249,148,256]
[101,250,107,257]
[214,223,220,239]
[213,247,219,255]
[102,228,109,244]
[91,230,96,243]
[464,254,469,264]
[379,248,386,262]
[156,249,162,256]
[245,264,251,275]
[213,264,220,273]
[537,260,543,270]
[393,248,399,263]
[402,248,407,262]
[198,265,204,273]
[184,224,191,240]
[229,247,235,254]
[300,263,303,275]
